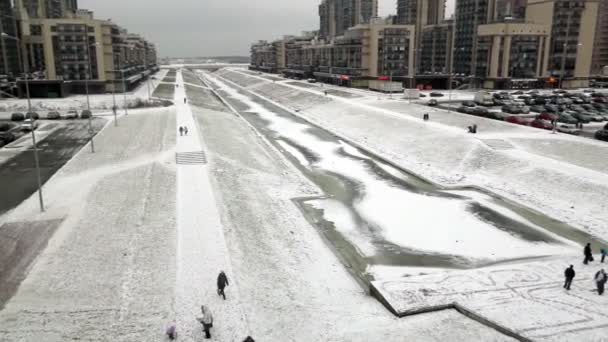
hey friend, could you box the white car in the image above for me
[22,119,39,131]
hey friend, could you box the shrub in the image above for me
[11,113,25,121]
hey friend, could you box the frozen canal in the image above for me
[206,73,587,282]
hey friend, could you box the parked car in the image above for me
[502,105,522,114]
[11,112,25,121]
[80,110,92,119]
[587,112,605,122]
[428,99,438,106]
[524,98,536,106]
[65,110,78,119]
[506,116,530,125]
[429,92,444,97]
[530,119,554,130]
[558,112,579,124]
[544,104,558,113]
[46,111,61,120]
[571,112,592,123]
[462,100,476,107]
[306,78,317,83]
[511,90,524,95]
[538,112,557,121]
[595,130,608,142]
[25,112,39,120]
[556,124,581,135]
[22,118,39,131]
[529,105,545,113]
[472,107,489,116]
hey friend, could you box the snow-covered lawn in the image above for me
[0,106,177,341]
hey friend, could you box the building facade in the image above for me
[318,0,378,39]
[13,0,157,95]
[591,0,608,74]
[0,0,21,79]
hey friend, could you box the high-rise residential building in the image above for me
[419,19,453,76]
[592,0,608,74]
[526,0,600,88]
[491,0,526,21]
[0,0,21,78]
[396,0,445,26]
[318,0,378,39]
[18,0,78,19]
[453,0,490,77]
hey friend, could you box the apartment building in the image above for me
[525,0,599,88]
[419,20,453,76]
[591,0,608,74]
[318,0,378,39]
[13,0,157,96]
[0,0,20,80]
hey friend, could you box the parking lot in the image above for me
[0,116,106,215]
[431,89,608,141]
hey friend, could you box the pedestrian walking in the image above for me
[423,113,429,121]
[217,271,229,300]
[564,265,575,290]
[595,269,607,295]
[243,336,255,342]
[179,126,184,136]
[601,248,607,263]
[584,243,593,265]
[184,97,187,104]
[165,322,177,340]
[197,305,214,339]
[184,126,189,136]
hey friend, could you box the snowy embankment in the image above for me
[212,68,608,244]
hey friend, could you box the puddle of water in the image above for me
[211,76,586,283]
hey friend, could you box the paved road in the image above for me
[0,119,105,215]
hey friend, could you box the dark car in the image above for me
[544,104,558,113]
[511,90,524,95]
[530,105,545,113]
[472,107,489,116]
[0,131,16,145]
[25,112,40,120]
[429,92,444,97]
[11,113,25,121]
[502,105,522,114]
[595,130,608,142]
[558,112,579,124]
[571,112,592,123]
[462,100,476,107]
[457,106,469,113]
[428,99,438,106]
[81,110,93,119]
[524,98,536,106]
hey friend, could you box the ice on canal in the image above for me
[210,75,578,279]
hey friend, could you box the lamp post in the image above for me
[1,32,44,212]
[143,46,151,101]
[83,27,98,153]
[111,54,117,126]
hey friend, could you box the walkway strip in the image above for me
[174,70,247,341]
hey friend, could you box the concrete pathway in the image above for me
[174,70,248,341]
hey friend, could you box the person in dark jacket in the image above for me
[563,265,575,290]
[595,269,608,295]
[243,336,255,342]
[601,248,607,263]
[217,271,229,300]
[165,322,177,340]
[584,243,593,264]
[179,126,184,136]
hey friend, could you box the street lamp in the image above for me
[84,35,99,153]
[1,32,44,212]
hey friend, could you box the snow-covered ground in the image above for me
[0,69,167,115]
[212,68,608,244]
[0,106,177,341]
[373,257,608,341]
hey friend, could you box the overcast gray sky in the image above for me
[79,0,455,58]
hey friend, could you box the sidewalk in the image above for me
[174,70,248,341]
